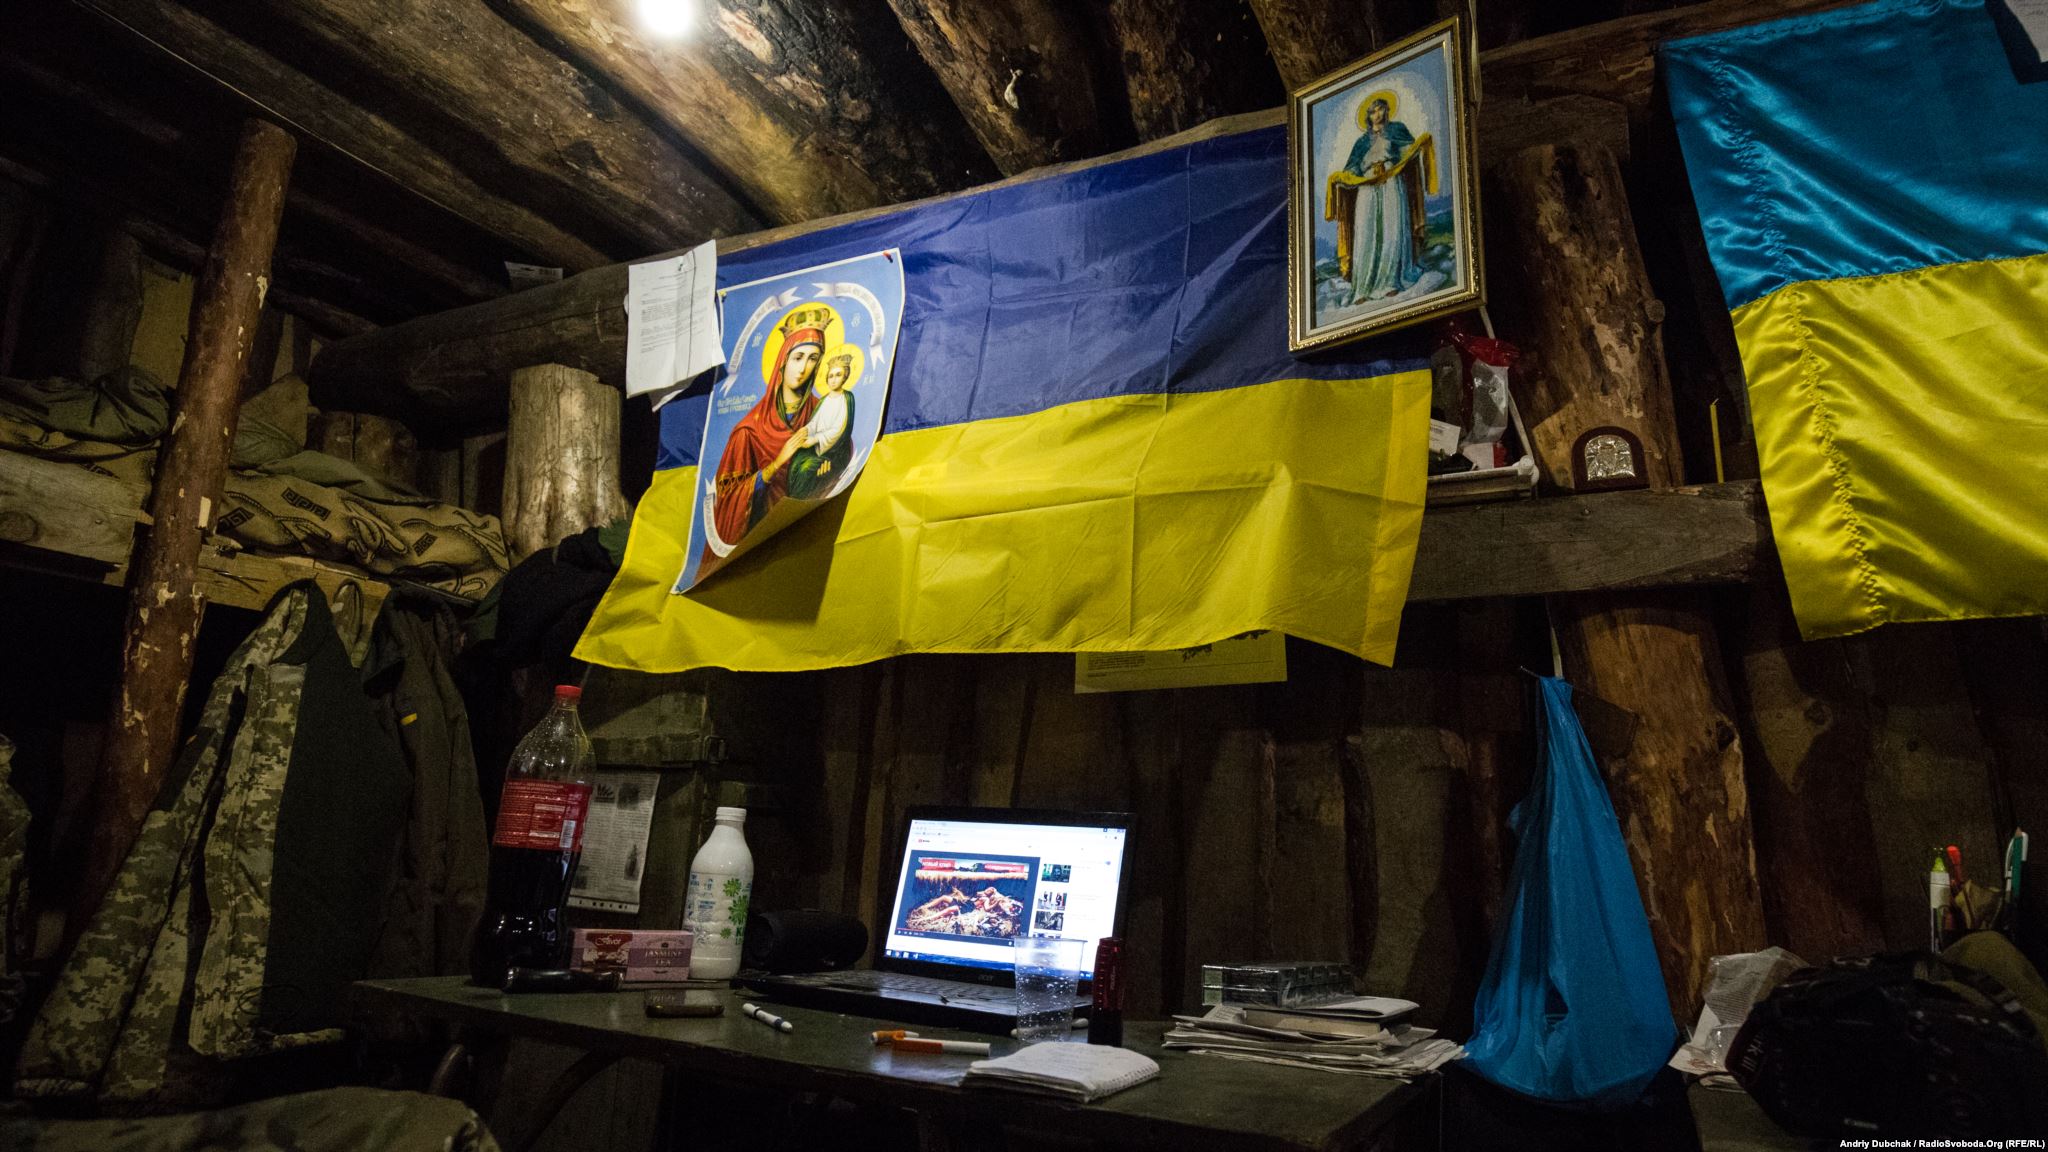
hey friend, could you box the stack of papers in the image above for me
[1163,1004,1464,1080]
[964,1042,1161,1103]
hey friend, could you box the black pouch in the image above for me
[1729,950,2048,1139]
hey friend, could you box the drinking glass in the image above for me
[1013,936,1085,1042]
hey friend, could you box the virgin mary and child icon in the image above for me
[678,249,904,592]
[691,302,870,585]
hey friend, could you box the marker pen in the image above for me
[890,1038,990,1056]
[741,1002,793,1033]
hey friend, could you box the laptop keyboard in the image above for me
[802,971,1015,1004]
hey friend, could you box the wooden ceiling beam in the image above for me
[1104,0,1285,142]
[210,0,759,251]
[882,0,1118,174]
[1478,0,1858,107]
[306,108,1282,432]
[1246,0,1395,92]
[0,154,375,340]
[1,44,503,306]
[308,0,1850,426]
[492,0,996,224]
[287,194,505,303]
[78,0,614,273]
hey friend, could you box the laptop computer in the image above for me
[741,806,1132,1034]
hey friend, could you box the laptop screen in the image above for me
[880,813,1130,976]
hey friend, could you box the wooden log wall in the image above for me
[786,618,1539,1026]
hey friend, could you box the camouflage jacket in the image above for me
[15,585,412,1110]
[0,734,28,1027]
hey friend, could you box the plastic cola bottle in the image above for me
[683,807,754,980]
[471,685,595,985]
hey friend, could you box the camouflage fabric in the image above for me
[0,407,157,490]
[0,370,508,599]
[0,734,29,1026]
[217,472,506,601]
[0,1086,501,1152]
[187,659,304,1060]
[0,368,168,444]
[14,589,365,1110]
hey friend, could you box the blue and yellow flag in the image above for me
[576,125,1430,674]
[1666,0,2048,638]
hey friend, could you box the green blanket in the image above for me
[0,370,506,599]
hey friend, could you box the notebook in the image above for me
[963,1042,1160,1103]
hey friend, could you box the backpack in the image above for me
[1729,951,2048,1139]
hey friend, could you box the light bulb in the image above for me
[637,0,696,40]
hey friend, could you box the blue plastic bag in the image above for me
[1463,676,1677,1105]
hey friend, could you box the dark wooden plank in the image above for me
[882,0,1115,175]
[1351,648,1468,1030]
[206,0,758,253]
[1246,0,1397,92]
[1106,0,1285,141]
[78,0,612,272]
[1848,624,2003,952]
[1479,0,1859,111]
[497,0,995,225]
[1728,573,1887,962]
[1408,480,1767,602]
[349,978,1427,1152]
[1953,618,2048,972]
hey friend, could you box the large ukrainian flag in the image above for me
[576,124,1430,673]
[1665,0,2048,639]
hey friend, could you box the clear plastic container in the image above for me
[682,806,754,980]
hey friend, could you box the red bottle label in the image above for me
[492,779,593,852]
[1093,939,1124,1010]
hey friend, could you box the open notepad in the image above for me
[963,1042,1160,1103]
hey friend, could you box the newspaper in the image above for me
[1163,1004,1464,1081]
[568,770,663,913]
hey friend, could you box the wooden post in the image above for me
[1486,135,1766,1018]
[77,119,296,927]
[502,364,627,562]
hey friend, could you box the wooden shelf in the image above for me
[1408,479,1768,602]
[0,448,401,614]
[6,446,1769,613]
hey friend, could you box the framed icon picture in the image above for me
[1287,17,1483,353]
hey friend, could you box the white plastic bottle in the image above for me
[683,806,754,980]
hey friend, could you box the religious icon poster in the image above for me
[674,250,905,592]
[1287,17,1482,353]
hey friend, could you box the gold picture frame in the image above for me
[1287,17,1483,353]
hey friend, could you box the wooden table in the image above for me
[1688,1084,1808,1152]
[349,977,1435,1152]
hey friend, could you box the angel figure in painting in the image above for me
[1325,92,1438,304]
